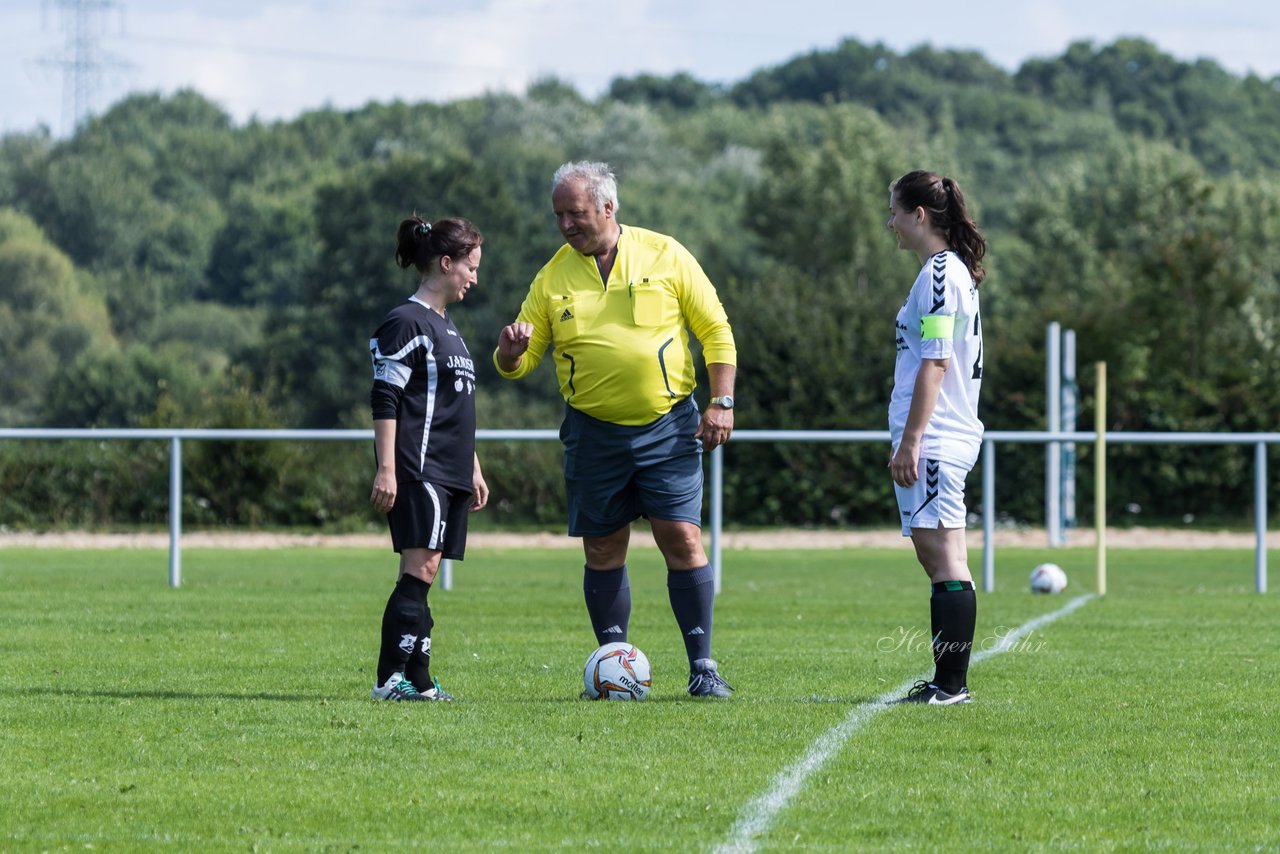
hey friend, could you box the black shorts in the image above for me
[386,481,472,559]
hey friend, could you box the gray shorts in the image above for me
[560,396,704,538]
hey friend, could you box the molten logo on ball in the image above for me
[583,642,652,701]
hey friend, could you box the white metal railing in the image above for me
[0,427,1274,593]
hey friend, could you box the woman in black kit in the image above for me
[368,215,489,701]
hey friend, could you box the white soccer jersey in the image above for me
[889,250,984,469]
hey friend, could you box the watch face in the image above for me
[714,395,734,409]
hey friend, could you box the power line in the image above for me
[118,31,518,76]
[37,0,130,133]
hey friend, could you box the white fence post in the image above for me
[710,443,724,595]
[1046,322,1062,547]
[1062,329,1078,533]
[169,436,182,589]
[1257,442,1268,594]
[982,439,995,593]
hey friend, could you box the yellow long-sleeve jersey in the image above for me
[493,225,736,426]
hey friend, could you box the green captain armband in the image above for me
[920,315,955,340]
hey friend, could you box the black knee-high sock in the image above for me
[667,564,715,665]
[404,592,434,691]
[376,574,430,686]
[583,565,630,645]
[930,580,977,694]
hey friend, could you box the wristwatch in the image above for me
[709,395,735,410]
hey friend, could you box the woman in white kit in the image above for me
[885,169,988,705]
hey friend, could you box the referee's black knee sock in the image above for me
[583,565,630,645]
[930,579,976,694]
[376,573,430,687]
[668,564,715,665]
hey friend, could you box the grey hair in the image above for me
[552,161,619,212]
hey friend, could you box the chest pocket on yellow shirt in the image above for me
[549,294,583,341]
[629,280,678,328]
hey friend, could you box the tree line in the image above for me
[1,37,1277,532]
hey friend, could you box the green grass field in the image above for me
[2,544,1277,852]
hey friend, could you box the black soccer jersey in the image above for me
[370,296,477,492]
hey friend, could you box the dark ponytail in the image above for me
[395,215,484,275]
[891,171,987,285]
[940,177,986,285]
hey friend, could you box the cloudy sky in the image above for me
[4,0,1279,136]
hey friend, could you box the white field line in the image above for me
[714,593,1096,854]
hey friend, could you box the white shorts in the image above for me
[893,457,971,536]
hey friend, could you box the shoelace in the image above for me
[904,680,932,699]
[690,670,734,693]
[394,678,421,696]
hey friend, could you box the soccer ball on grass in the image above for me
[583,642,652,701]
[1029,562,1068,594]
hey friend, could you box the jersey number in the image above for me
[971,311,983,380]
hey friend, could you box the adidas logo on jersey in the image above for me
[559,308,574,321]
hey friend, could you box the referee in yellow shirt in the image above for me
[495,161,737,698]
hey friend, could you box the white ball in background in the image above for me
[1029,562,1069,594]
